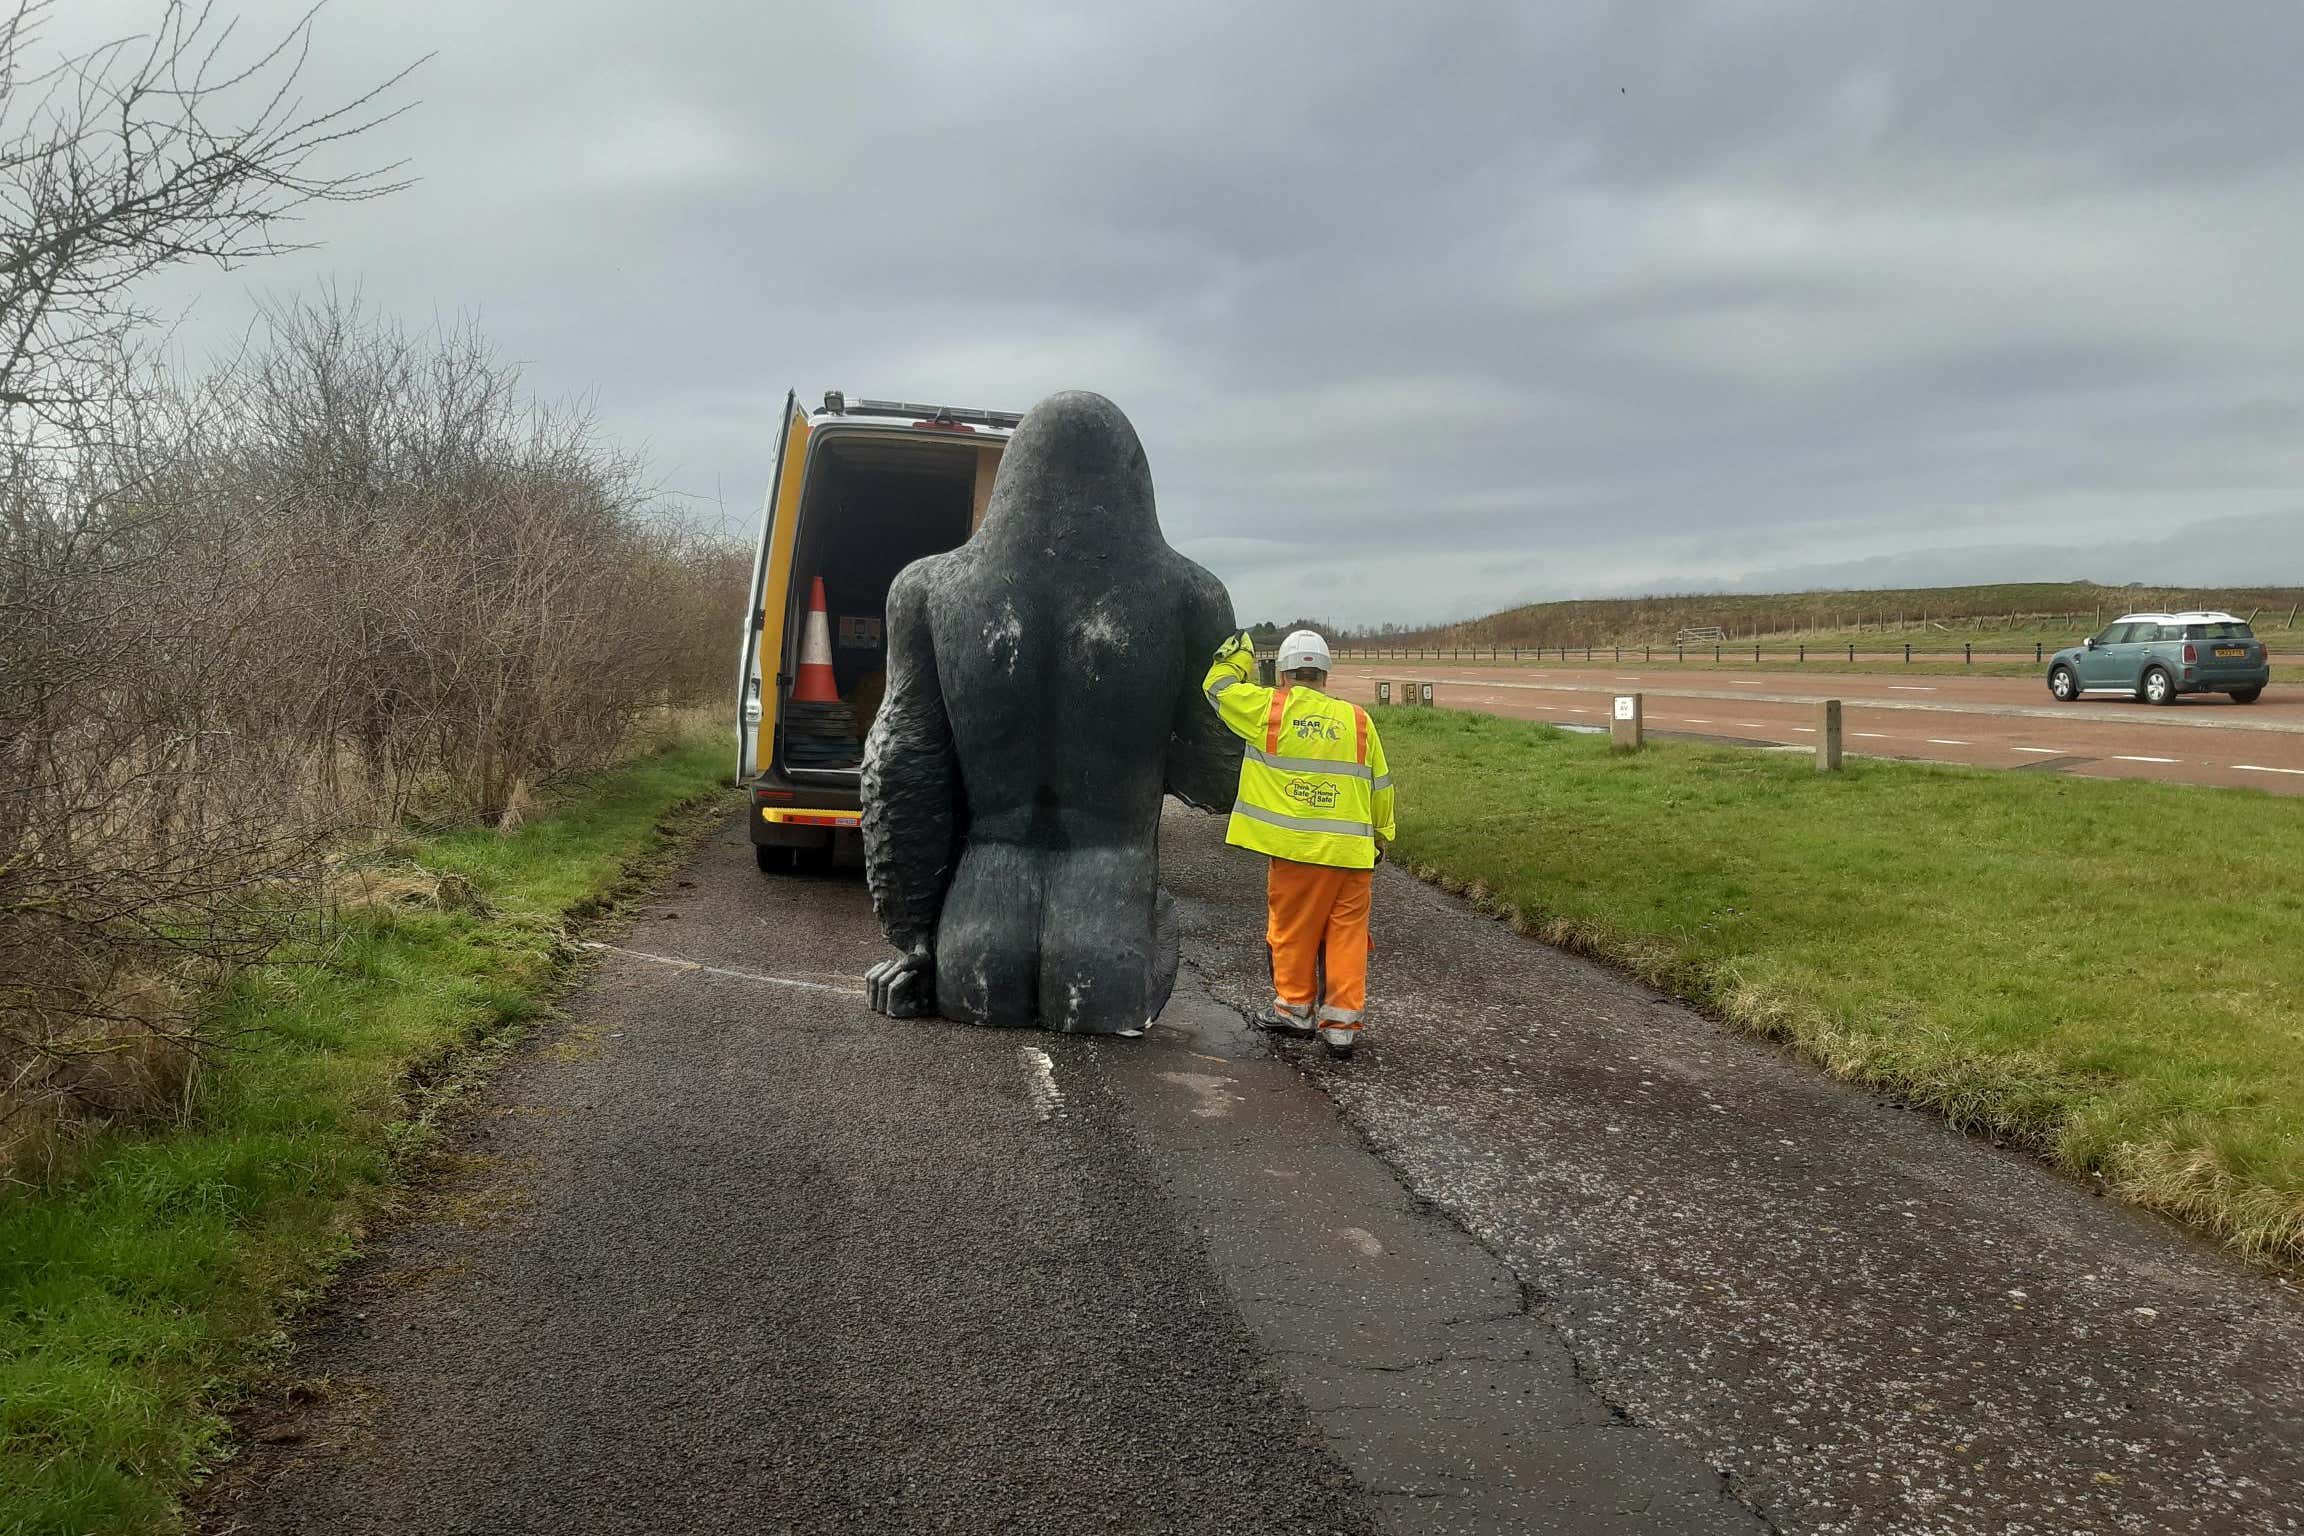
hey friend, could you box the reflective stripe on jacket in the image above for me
[1202,644,1395,869]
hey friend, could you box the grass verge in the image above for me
[0,729,732,1536]
[1375,707,2304,1266]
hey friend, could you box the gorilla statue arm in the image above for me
[1163,562,1245,812]
[861,560,960,1017]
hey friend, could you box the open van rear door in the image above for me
[737,393,811,781]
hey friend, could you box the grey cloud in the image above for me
[45,0,2304,623]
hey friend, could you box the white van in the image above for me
[735,392,1020,871]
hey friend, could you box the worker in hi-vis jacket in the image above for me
[1201,629,1395,1058]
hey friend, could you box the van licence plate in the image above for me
[2215,646,2246,658]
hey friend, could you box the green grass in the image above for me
[0,731,732,1536]
[1375,707,2304,1264]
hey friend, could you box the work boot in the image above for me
[1255,1006,1316,1038]
[1318,1026,1358,1058]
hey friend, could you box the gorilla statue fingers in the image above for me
[860,391,1241,1035]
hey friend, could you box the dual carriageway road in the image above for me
[1329,663,2304,794]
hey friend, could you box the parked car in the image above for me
[2046,611,2270,705]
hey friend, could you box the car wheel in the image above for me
[2048,665,2080,701]
[755,844,791,874]
[2231,687,2263,704]
[2142,666,2175,706]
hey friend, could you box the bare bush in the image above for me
[0,0,421,1172]
[180,291,733,823]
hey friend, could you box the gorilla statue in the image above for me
[860,391,1241,1034]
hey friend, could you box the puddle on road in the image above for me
[1159,1071,1244,1119]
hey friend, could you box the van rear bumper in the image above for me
[747,777,862,847]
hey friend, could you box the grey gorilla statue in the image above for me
[861,391,1241,1033]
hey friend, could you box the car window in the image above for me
[2185,621,2253,640]
[2090,625,2123,645]
[2106,622,2147,644]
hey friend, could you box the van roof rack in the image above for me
[828,394,1024,430]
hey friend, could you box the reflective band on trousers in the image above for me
[1244,743,1373,779]
[1318,1005,1363,1024]
[1230,800,1374,838]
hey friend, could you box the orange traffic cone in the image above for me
[791,576,841,703]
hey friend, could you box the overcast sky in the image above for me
[52,1,2304,625]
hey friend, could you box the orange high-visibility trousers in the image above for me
[1266,857,1373,1032]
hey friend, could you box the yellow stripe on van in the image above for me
[755,403,812,775]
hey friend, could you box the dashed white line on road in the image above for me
[2235,764,2304,776]
[1019,1046,1066,1122]
[2113,755,2181,764]
[1736,722,1765,728]
[1681,718,1713,724]
[1927,739,1971,746]
[1730,681,1763,686]
[1792,727,1817,733]
[2012,747,2061,755]
[1853,732,1889,739]
[1889,685,1937,691]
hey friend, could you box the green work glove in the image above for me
[1215,630,1253,662]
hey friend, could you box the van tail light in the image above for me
[755,787,795,802]
[2184,642,2197,663]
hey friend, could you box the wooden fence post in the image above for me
[1817,699,1843,772]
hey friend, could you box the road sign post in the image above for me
[1611,693,1643,752]
[1374,681,1392,706]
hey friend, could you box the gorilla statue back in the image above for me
[860,391,1240,1033]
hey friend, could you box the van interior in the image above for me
[779,433,991,773]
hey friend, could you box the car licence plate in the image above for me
[2215,646,2246,658]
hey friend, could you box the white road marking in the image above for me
[2012,747,2061,755]
[1889,685,1937,691]
[1020,1046,1066,1122]
[1730,681,1763,686]
[1683,717,1713,724]
[1853,732,1889,739]
[1927,739,1971,746]
[1736,722,1765,728]
[580,941,865,995]
[2113,755,2181,764]
[1792,727,1817,733]
[2235,764,2304,776]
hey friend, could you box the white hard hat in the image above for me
[1277,629,1332,675]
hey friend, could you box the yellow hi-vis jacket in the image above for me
[1203,642,1395,869]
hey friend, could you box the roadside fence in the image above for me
[1320,642,2055,667]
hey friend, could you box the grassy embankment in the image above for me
[1378,580,2304,658]
[1377,707,2304,1265]
[0,729,732,1536]
[1363,580,2304,681]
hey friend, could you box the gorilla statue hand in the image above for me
[866,944,936,1018]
